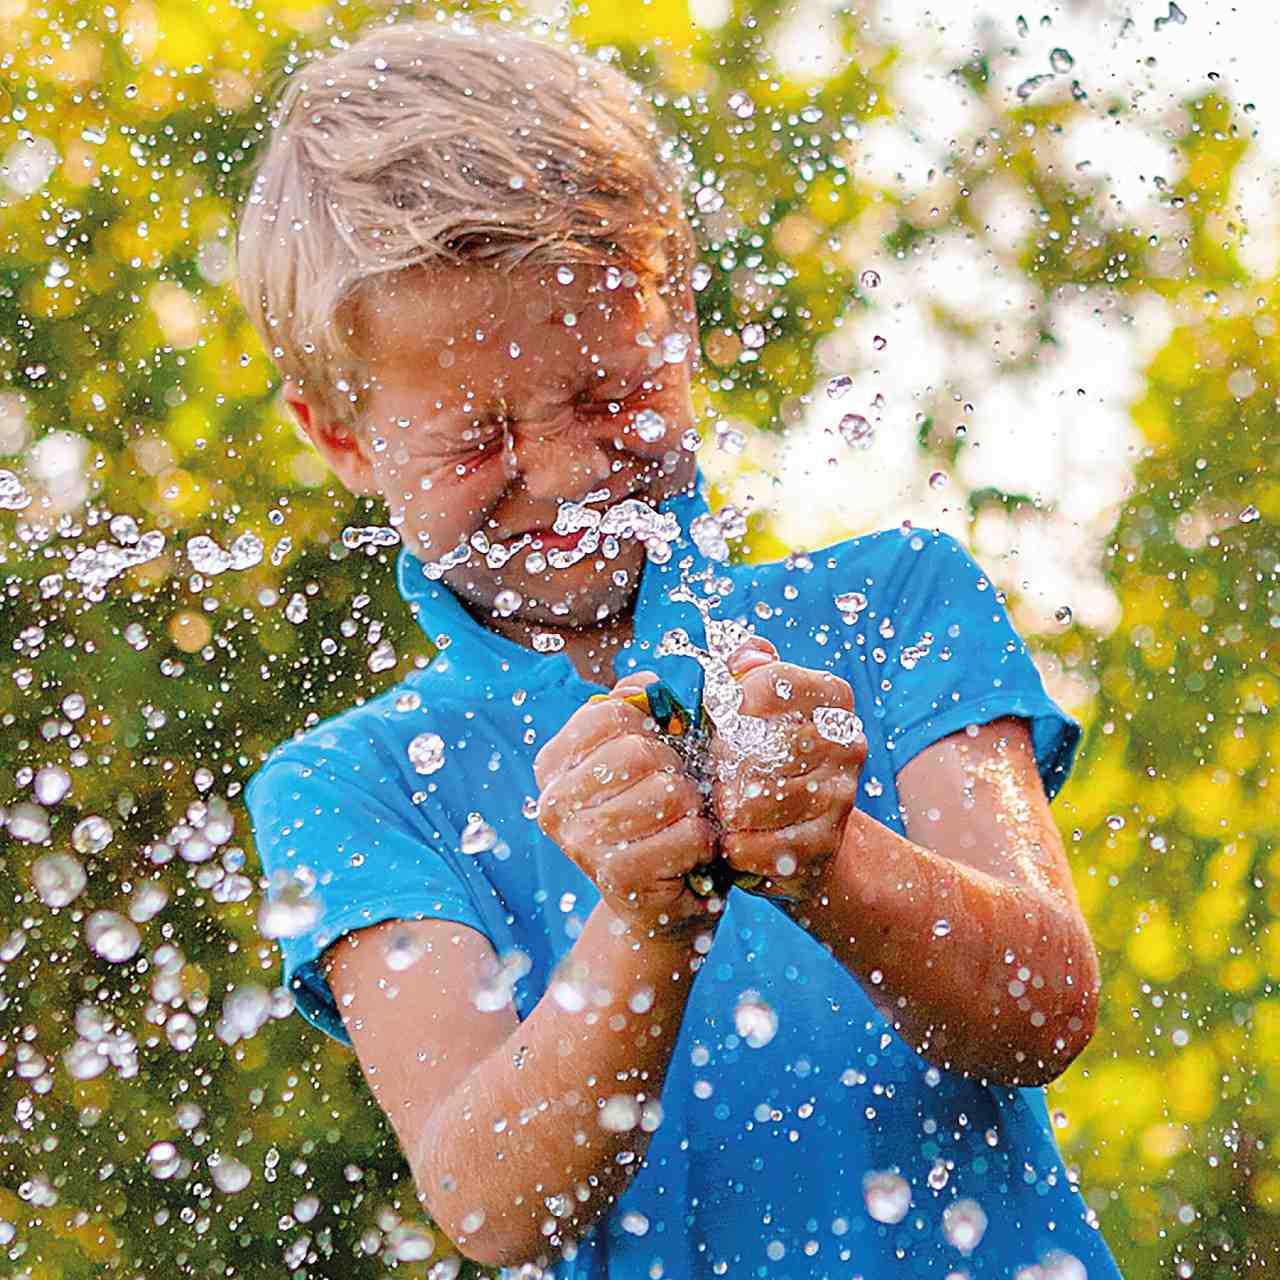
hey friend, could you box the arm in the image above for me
[789,716,1100,1086]
[327,671,719,1268]
[325,906,702,1270]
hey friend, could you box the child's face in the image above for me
[293,263,699,632]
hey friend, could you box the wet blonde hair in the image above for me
[236,17,697,432]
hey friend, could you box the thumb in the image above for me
[727,635,778,677]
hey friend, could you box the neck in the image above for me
[485,602,636,687]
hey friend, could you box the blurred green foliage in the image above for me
[0,1,1275,1277]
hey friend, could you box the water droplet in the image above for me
[838,414,874,449]
[600,1094,641,1131]
[690,262,713,292]
[85,909,141,963]
[284,593,308,624]
[147,1140,181,1180]
[555,265,575,285]
[859,269,881,290]
[257,870,321,940]
[1049,47,1074,72]
[32,765,71,806]
[928,470,948,490]
[390,1228,435,1262]
[1239,504,1259,523]
[210,1154,252,1194]
[932,918,952,938]
[1105,814,1125,832]
[72,814,113,854]
[716,426,746,455]
[32,852,87,907]
[341,525,400,550]
[0,469,32,510]
[460,1209,486,1235]
[727,89,755,118]
[129,880,168,923]
[733,991,779,1047]
[384,927,428,972]
[862,1169,911,1223]
[872,334,887,351]
[620,1210,650,1236]
[473,950,530,1012]
[634,408,667,442]
[942,1198,988,1254]
[460,813,498,854]
[813,706,864,746]
[694,186,724,214]
[1055,605,1073,625]
[408,732,446,775]
[216,983,273,1044]
[826,374,853,399]
[532,631,565,653]
[661,331,691,364]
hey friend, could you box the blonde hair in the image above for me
[235,17,698,432]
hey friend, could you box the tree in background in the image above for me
[0,1,1273,1276]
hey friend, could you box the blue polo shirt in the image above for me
[245,474,1122,1280]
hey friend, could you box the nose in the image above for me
[507,420,613,501]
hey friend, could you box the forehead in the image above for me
[359,264,672,394]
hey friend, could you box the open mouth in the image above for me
[527,528,590,552]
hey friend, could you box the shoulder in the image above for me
[244,671,463,811]
[730,526,983,603]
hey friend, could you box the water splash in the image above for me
[66,529,165,600]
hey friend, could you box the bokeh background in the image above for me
[0,0,1275,1276]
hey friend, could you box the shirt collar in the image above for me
[395,469,718,710]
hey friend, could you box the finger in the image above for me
[534,693,659,788]
[715,760,857,832]
[721,809,848,880]
[591,812,720,910]
[732,662,853,721]
[726,635,779,677]
[568,767,707,850]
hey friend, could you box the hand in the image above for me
[533,673,720,941]
[709,638,866,904]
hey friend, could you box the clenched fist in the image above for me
[533,673,720,940]
[709,637,866,904]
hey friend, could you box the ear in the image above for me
[282,380,379,497]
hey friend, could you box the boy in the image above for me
[239,19,1124,1280]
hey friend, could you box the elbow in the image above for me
[1027,934,1102,1086]
[409,1130,550,1272]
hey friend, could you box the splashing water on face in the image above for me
[419,489,681,580]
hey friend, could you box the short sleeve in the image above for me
[244,733,494,1046]
[873,531,1081,800]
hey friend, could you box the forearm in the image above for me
[791,809,1100,1086]
[413,902,705,1268]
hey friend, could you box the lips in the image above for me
[506,489,648,547]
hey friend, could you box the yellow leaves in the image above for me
[1139,1122,1187,1165]
[1166,1043,1217,1125]
[572,0,695,50]
[153,466,207,521]
[47,36,102,87]
[1126,903,1185,982]
[1130,390,1172,450]
[1178,767,1240,839]
[169,610,211,654]
[1251,1170,1280,1215]
[1190,885,1246,966]
[149,281,205,350]
[1147,329,1198,390]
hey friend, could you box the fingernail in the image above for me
[729,651,773,679]
[587,693,610,703]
